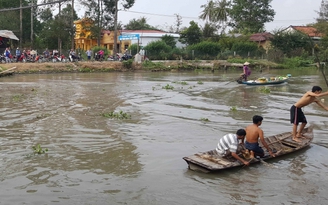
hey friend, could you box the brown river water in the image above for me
[0,69,328,205]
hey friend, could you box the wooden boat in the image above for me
[238,76,289,86]
[183,126,313,173]
[0,66,16,77]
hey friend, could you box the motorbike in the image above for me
[121,53,133,61]
[69,53,82,62]
[95,52,104,61]
[52,54,67,63]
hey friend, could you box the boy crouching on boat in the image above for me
[216,129,251,166]
[245,115,275,158]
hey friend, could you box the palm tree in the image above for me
[199,0,231,34]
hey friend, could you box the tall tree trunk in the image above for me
[31,0,34,48]
[20,0,22,48]
[58,2,62,54]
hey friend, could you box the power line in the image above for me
[120,10,199,20]
[0,0,70,12]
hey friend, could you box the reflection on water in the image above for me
[0,70,328,204]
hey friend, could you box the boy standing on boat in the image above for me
[291,86,328,142]
[245,115,275,158]
[216,129,250,166]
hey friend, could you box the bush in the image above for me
[122,59,134,69]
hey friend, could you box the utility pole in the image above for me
[58,2,62,54]
[113,0,118,56]
[71,0,74,49]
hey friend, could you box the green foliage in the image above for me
[162,84,174,90]
[282,57,313,68]
[142,60,166,69]
[179,21,203,45]
[33,144,48,154]
[129,43,139,55]
[229,0,275,34]
[200,118,210,122]
[172,81,188,85]
[143,41,172,60]
[124,17,157,30]
[122,59,133,69]
[187,41,221,57]
[197,81,204,84]
[230,106,237,111]
[231,41,258,54]
[161,35,176,48]
[271,31,311,57]
[101,110,131,119]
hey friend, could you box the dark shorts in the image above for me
[290,105,307,125]
[87,56,91,60]
[245,141,264,154]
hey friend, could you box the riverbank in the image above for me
[0,59,281,74]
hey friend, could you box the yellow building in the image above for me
[74,18,130,53]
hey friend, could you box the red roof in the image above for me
[290,26,323,37]
[249,32,273,42]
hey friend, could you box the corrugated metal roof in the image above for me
[0,30,19,41]
[249,32,273,42]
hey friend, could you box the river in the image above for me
[0,69,328,204]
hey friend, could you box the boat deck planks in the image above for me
[183,126,313,172]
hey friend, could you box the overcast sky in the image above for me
[103,0,323,32]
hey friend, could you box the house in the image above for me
[282,26,323,41]
[249,32,273,51]
[74,18,182,53]
[120,30,183,49]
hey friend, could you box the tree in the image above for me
[315,1,328,36]
[229,0,275,34]
[270,31,310,57]
[179,21,202,45]
[199,0,230,34]
[161,35,176,48]
[202,23,217,40]
[124,17,157,30]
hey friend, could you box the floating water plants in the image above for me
[200,118,209,122]
[162,84,174,90]
[102,110,131,119]
[230,106,237,111]
[33,144,48,154]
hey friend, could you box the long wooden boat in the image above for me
[183,126,313,173]
[238,77,289,86]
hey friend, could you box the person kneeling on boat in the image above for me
[216,129,250,166]
[245,115,275,158]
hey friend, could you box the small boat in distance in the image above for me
[237,75,289,86]
[183,126,313,173]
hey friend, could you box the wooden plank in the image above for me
[0,66,16,74]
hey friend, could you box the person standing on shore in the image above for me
[86,49,92,61]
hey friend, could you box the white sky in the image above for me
[74,0,323,32]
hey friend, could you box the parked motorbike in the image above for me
[69,53,82,62]
[121,53,133,61]
[52,54,67,63]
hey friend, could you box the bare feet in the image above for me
[250,150,254,159]
[292,137,302,143]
